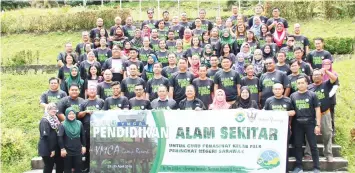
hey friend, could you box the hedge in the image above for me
[309,37,355,54]
[1,8,131,34]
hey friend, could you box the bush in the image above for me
[309,37,355,54]
[1,8,131,34]
[5,50,39,67]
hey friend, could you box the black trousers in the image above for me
[83,124,90,172]
[42,156,54,173]
[64,155,82,173]
[292,122,320,170]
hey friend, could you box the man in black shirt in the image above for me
[103,82,129,110]
[293,23,310,56]
[247,4,268,28]
[169,58,195,104]
[214,57,241,104]
[206,56,221,81]
[78,85,104,172]
[241,64,260,106]
[162,53,178,79]
[89,18,108,42]
[178,85,206,110]
[192,65,214,108]
[280,35,295,64]
[146,63,169,101]
[122,16,136,41]
[129,84,151,110]
[266,7,288,33]
[40,77,67,108]
[141,9,156,30]
[57,83,85,121]
[75,31,91,57]
[276,52,291,75]
[151,85,176,110]
[259,58,290,108]
[288,59,310,95]
[264,83,295,173]
[57,42,77,67]
[290,76,321,173]
[179,12,191,29]
[123,48,144,78]
[97,69,113,100]
[121,64,146,100]
[306,37,333,69]
[294,47,312,76]
[304,69,338,162]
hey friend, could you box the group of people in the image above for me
[38,4,339,173]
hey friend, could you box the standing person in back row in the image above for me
[304,68,338,162]
[290,76,321,173]
[259,58,290,108]
[266,7,288,33]
[214,57,241,105]
[169,58,195,105]
[40,77,67,108]
[307,37,333,69]
[89,18,108,42]
[248,4,268,28]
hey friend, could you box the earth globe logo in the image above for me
[235,112,245,123]
[257,150,280,170]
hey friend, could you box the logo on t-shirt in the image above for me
[221,77,234,87]
[295,99,310,109]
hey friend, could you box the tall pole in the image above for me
[120,0,122,8]
[197,0,200,16]
[139,0,142,21]
[218,0,220,17]
[238,0,241,13]
[178,0,180,15]
[101,0,103,7]
[158,0,160,20]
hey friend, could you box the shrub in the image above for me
[309,37,355,54]
[1,8,131,34]
[5,50,39,67]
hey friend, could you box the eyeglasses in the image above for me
[147,12,153,14]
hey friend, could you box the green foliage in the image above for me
[1,7,130,34]
[332,59,355,173]
[309,37,355,54]
[1,73,55,173]
[5,50,39,67]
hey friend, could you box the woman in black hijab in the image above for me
[231,86,258,109]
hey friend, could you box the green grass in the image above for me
[332,58,355,173]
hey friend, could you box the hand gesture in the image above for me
[61,149,67,157]
[314,126,321,135]
[50,151,55,157]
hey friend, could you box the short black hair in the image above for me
[314,37,324,43]
[178,58,188,63]
[296,76,308,83]
[199,64,208,70]
[69,83,79,89]
[265,33,273,38]
[277,51,286,57]
[163,11,169,15]
[244,63,253,69]
[294,46,304,52]
[147,8,154,13]
[287,35,295,40]
[221,57,232,62]
[272,7,280,11]
[49,77,60,83]
[135,83,144,88]
[129,48,138,52]
[289,59,300,66]
[111,81,120,87]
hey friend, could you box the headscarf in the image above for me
[201,44,213,67]
[144,54,158,72]
[220,29,235,46]
[190,56,201,77]
[209,89,231,110]
[113,26,125,39]
[233,53,245,74]
[63,107,82,139]
[322,59,337,81]
[237,86,253,108]
[262,44,275,59]
[65,66,84,90]
[43,103,60,130]
[142,25,151,38]
[251,17,262,38]
[273,22,286,47]
[238,42,252,63]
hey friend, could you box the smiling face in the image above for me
[216,90,225,102]
[71,68,78,77]
[49,79,59,91]
[67,111,76,121]
[89,66,98,76]
[185,85,195,99]
[241,89,250,100]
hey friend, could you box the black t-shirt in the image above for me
[248,16,268,28]
[276,64,291,75]
[169,25,183,39]
[58,124,86,156]
[162,66,178,79]
[214,70,241,102]
[156,51,169,67]
[141,20,156,30]
[308,80,334,112]
[79,98,104,125]
[103,96,130,110]
[184,47,203,59]
[294,35,310,54]
[192,78,214,107]
[259,70,290,103]
[139,48,154,66]
[40,90,67,105]
[129,98,151,110]
[151,99,177,110]
[121,77,146,100]
[57,96,85,115]
[266,17,289,33]
[280,46,295,64]
[306,50,333,69]
[123,60,144,74]
[79,61,101,80]
[299,61,312,76]
[264,96,294,111]
[179,21,191,29]
[97,82,113,100]
[288,73,310,95]
[94,48,112,65]
[122,25,136,41]
[169,71,195,102]
[146,77,170,101]
[290,90,320,124]
[207,68,222,81]
[240,76,260,105]
[178,98,206,110]
[166,40,177,52]
[101,58,125,82]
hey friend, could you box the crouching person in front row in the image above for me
[58,107,86,173]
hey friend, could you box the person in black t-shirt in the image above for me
[294,47,312,76]
[288,59,310,95]
[266,7,288,33]
[78,85,104,172]
[146,63,170,101]
[169,58,195,104]
[38,103,63,173]
[240,64,260,106]
[293,23,310,56]
[178,85,206,110]
[192,65,214,108]
[162,53,178,79]
[121,64,146,100]
[306,37,333,69]
[40,77,67,108]
[57,84,85,122]
[248,4,268,28]
[214,57,241,104]
[305,69,338,162]
[58,107,86,173]
[141,9,156,30]
[276,51,291,75]
[151,85,177,110]
[290,76,321,173]
[259,58,290,108]
[206,55,221,81]
[231,86,258,109]
[129,84,151,110]
[103,82,130,110]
